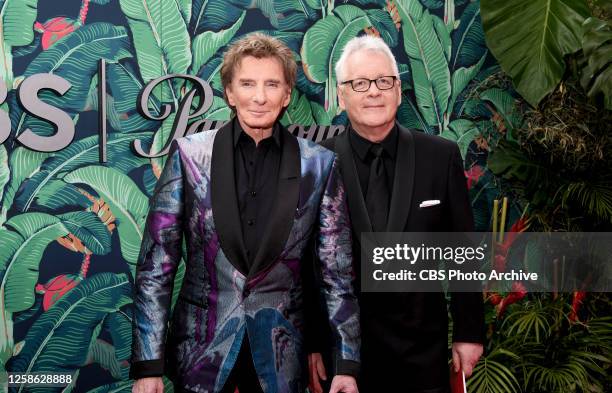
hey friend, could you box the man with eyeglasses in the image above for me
[306,35,484,393]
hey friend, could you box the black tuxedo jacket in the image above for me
[308,124,484,393]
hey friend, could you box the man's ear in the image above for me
[396,83,402,107]
[225,86,235,107]
[337,84,346,111]
[283,87,292,108]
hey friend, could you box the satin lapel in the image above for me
[386,124,415,232]
[335,129,373,239]
[247,127,301,280]
[211,121,249,275]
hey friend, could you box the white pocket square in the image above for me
[419,199,441,208]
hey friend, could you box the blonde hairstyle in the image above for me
[221,32,297,108]
[335,35,399,82]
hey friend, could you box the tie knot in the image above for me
[370,144,384,158]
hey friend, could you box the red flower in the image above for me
[493,217,530,273]
[465,165,484,190]
[35,254,90,310]
[496,282,528,317]
[36,274,82,310]
[569,291,587,322]
[35,17,79,50]
[487,292,503,305]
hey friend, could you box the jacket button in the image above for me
[243,288,250,297]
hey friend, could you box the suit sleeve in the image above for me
[315,156,361,377]
[446,144,485,344]
[130,139,185,378]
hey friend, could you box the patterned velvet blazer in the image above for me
[130,122,360,393]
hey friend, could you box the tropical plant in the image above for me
[481,0,612,109]
[5,1,605,392]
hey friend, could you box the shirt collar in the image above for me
[232,117,281,148]
[348,124,398,160]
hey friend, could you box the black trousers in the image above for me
[220,337,264,393]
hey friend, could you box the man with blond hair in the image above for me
[307,35,484,393]
[130,33,360,393]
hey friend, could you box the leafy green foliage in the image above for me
[7,273,131,392]
[1,213,69,313]
[64,165,148,268]
[0,0,39,87]
[4,2,610,392]
[580,17,612,109]
[481,0,591,107]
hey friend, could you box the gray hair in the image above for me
[334,35,399,83]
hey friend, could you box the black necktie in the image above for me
[366,144,389,232]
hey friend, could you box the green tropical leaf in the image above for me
[488,140,550,183]
[58,211,112,255]
[479,88,521,131]
[190,11,246,75]
[561,176,612,222]
[106,62,160,133]
[453,64,501,116]
[502,299,552,343]
[1,147,50,222]
[254,0,319,31]
[302,5,399,115]
[580,17,612,110]
[265,31,306,56]
[281,89,315,126]
[1,213,69,313]
[102,309,132,380]
[469,169,502,231]
[440,118,480,159]
[393,0,451,130]
[448,53,487,118]
[176,0,192,24]
[204,96,232,121]
[190,95,231,125]
[22,180,90,212]
[432,10,451,62]
[86,339,124,379]
[481,0,591,106]
[417,0,445,9]
[398,92,431,132]
[311,101,332,125]
[150,112,176,177]
[0,145,8,209]
[7,273,131,393]
[119,0,191,84]
[0,227,18,370]
[190,0,250,34]
[15,132,151,212]
[451,1,487,71]
[0,0,39,87]
[63,166,149,268]
[468,348,521,393]
[12,23,132,138]
[198,56,224,95]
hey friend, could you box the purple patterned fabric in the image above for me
[131,131,359,393]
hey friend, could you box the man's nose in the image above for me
[252,85,267,104]
[365,81,382,96]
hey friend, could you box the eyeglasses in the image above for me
[340,76,398,92]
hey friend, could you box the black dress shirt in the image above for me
[233,120,281,269]
[349,125,398,200]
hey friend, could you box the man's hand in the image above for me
[329,375,358,393]
[132,377,164,393]
[452,342,484,377]
[308,353,327,393]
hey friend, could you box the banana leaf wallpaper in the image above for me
[4,0,607,392]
